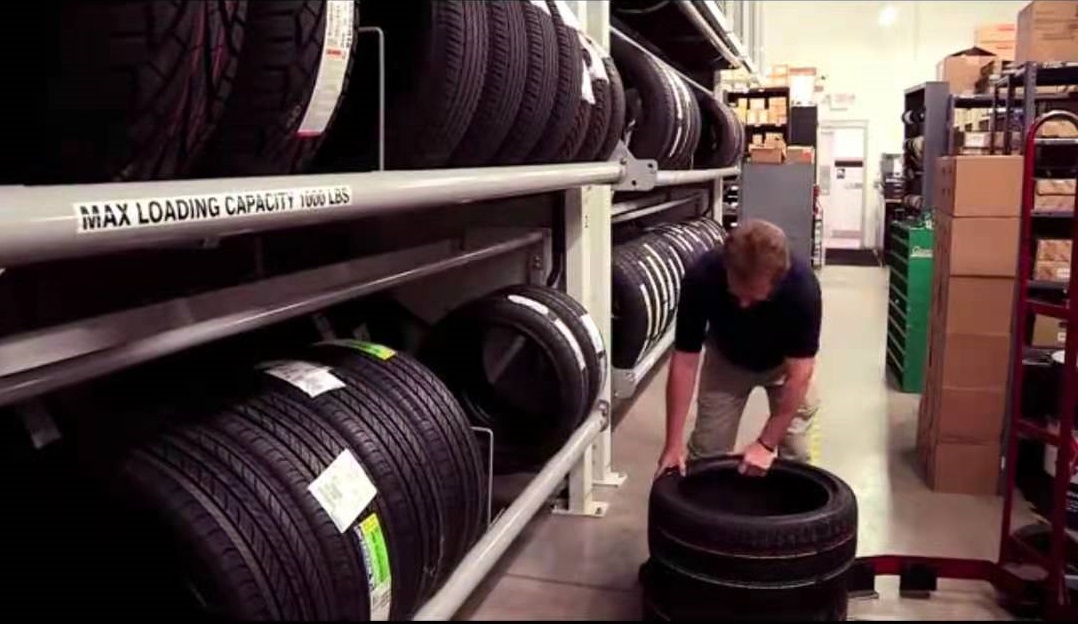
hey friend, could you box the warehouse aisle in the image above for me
[461,267,1015,621]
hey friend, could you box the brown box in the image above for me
[1036,178,1077,195]
[767,96,788,110]
[976,22,1018,60]
[935,332,1013,388]
[1035,194,1076,212]
[935,276,1015,335]
[937,47,998,94]
[934,386,1007,443]
[1032,314,1067,348]
[1036,238,1072,262]
[925,441,1001,495]
[1017,1,1078,64]
[1034,260,1072,281]
[934,156,1023,217]
[748,146,784,164]
[935,213,1019,277]
[786,146,815,164]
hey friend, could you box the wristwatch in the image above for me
[757,438,776,454]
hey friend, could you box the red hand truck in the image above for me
[851,110,1078,620]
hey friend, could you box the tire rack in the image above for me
[0,4,752,619]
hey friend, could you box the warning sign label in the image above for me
[74,185,353,234]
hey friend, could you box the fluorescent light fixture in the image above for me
[879,3,898,27]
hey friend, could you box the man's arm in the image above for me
[740,268,822,476]
[759,356,815,448]
[657,261,710,477]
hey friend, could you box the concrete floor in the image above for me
[461,266,1024,621]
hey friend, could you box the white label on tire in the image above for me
[508,295,587,372]
[636,279,655,344]
[297,0,355,136]
[554,0,583,31]
[529,0,551,16]
[263,360,345,397]
[308,449,378,533]
[579,313,606,357]
[581,63,595,104]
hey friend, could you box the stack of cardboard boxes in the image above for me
[917,155,1023,494]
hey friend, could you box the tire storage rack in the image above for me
[853,111,1078,620]
[0,1,750,622]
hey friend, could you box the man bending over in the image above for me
[656,219,822,478]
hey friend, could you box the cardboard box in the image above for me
[1042,118,1078,137]
[976,22,1017,60]
[749,97,767,111]
[1032,314,1067,348]
[935,213,1020,277]
[936,276,1015,335]
[1034,260,1071,281]
[767,96,788,111]
[748,146,784,164]
[935,332,1013,388]
[1035,194,1076,212]
[1036,178,1077,196]
[786,146,815,164]
[1017,1,1078,64]
[1036,238,1072,262]
[934,156,1023,217]
[934,386,1007,443]
[925,441,1000,495]
[766,64,789,87]
[937,47,998,94]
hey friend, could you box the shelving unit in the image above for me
[0,2,756,619]
[898,82,950,228]
[885,221,933,393]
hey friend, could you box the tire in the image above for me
[500,285,607,412]
[662,68,699,170]
[449,1,528,167]
[619,243,667,353]
[695,93,744,169]
[525,0,583,164]
[610,34,679,168]
[611,246,659,368]
[635,236,680,339]
[490,1,559,165]
[573,36,612,162]
[8,1,244,184]
[207,407,370,620]
[419,287,591,473]
[195,0,358,177]
[304,342,487,578]
[119,432,315,620]
[249,373,427,619]
[646,457,857,620]
[598,56,627,160]
[366,1,488,169]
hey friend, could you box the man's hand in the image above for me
[655,444,687,479]
[738,440,776,477]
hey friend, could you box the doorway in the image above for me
[818,121,876,265]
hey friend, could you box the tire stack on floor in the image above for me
[322,0,627,170]
[420,285,607,474]
[612,219,725,369]
[114,342,486,620]
[643,458,859,621]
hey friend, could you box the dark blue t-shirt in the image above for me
[673,248,822,371]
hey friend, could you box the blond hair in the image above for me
[724,220,790,283]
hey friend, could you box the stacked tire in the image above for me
[321,0,626,170]
[612,219,725,369]
[643,458,858,621]
[114,342,486,620]
[420,285,606,474]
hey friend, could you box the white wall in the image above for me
[761,0,1027,248]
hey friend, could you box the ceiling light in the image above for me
[879,3,898,27]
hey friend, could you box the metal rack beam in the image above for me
[655,167,740,187]
[612,325,676,400]
[0,231,544,407]
[612,197,697,224]
[413,407,607,621]
[611,27,715,98]
[0,162,622,267]
[676,1,740,69]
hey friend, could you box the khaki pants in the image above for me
[688,345,819,462]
